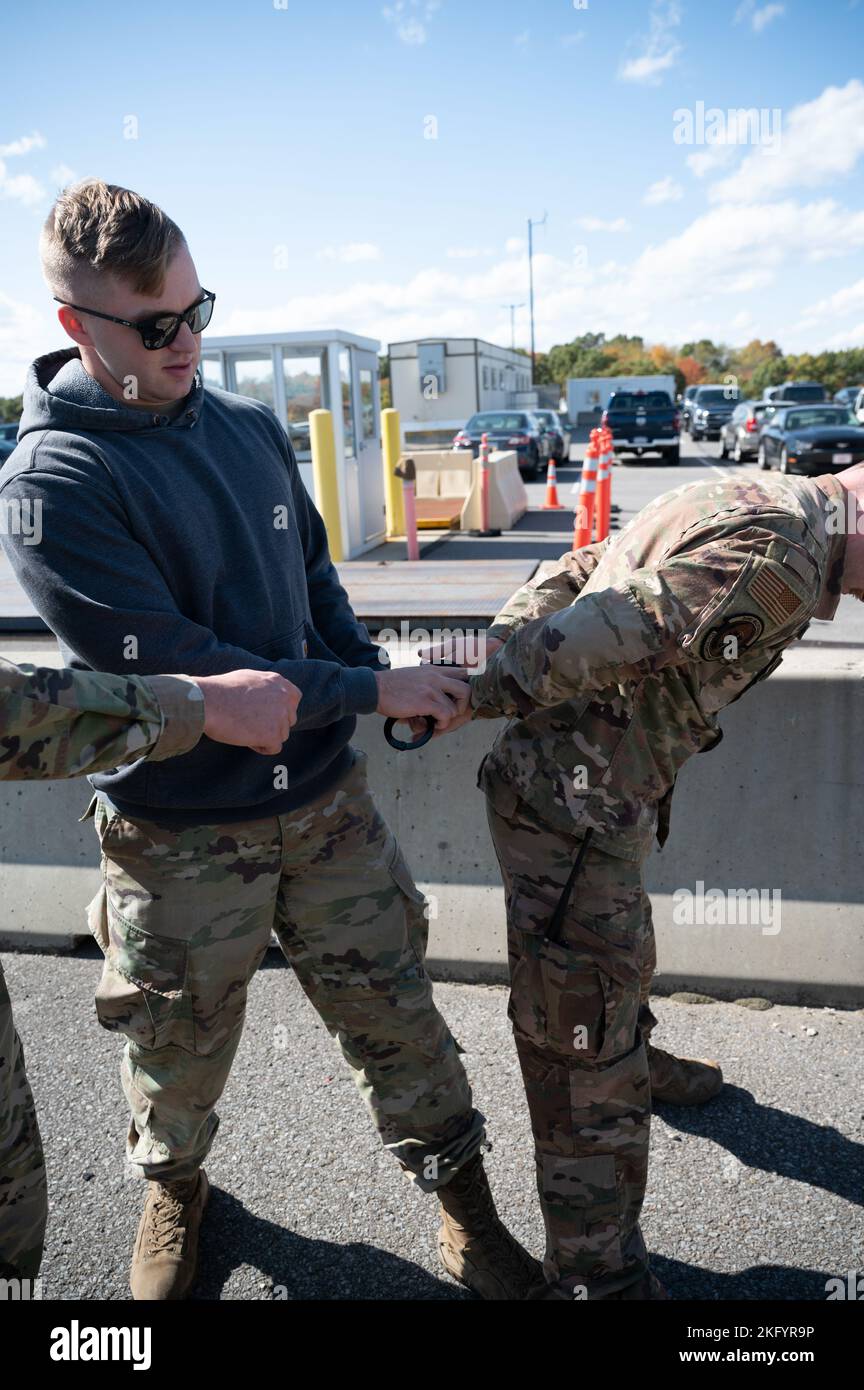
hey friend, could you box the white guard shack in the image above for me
[389,338,535,445]
[200,330,384,559]
[567,374,677,424]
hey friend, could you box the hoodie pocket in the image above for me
[249,620,308,664]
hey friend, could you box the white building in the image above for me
[567,374,677,423]
[200,329,383,559]
[389,338,535,443]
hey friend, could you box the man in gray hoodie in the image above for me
[0,179,540,1301]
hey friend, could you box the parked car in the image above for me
[0,422,18,462]
[757,404,864,474]
[688,385,741,440]
[602,389,679,464]
[679,385,701,433]
[719,400,772,462]
[763,381,827,404]
[532,409,567,462]
[833,386,863,408]
[452,410,551,478]
[854,388,864,425]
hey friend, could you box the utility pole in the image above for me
[527,211,547,385]
[500,302,525,350]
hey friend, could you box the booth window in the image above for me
[282,352,323,460]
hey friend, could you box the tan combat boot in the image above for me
[437,1153,542,1300]
[648,1043,723,1105]
[130,1169,210,1301]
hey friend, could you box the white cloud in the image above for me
[797,278,864,327]
[643,176,684,204]
[819,320,864,350]
[205,196,864,363]
[753,4,785,32]
[618,0,682,84]
[316,242,382,264]
[446,246,495,259]
[504,236,526,254]
[687,147,736,178]
[0,291,61,395]
[0,132,46,158]
[381,0,440,46]
[710,79,864,202]
[0,160,45,207]
[50,164,77,187]
[735,1,786,31]
[576,216,630,232]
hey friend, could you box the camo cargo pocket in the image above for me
[507,883,641,1063]
[386,835,431,969]
[86,883,191,1052]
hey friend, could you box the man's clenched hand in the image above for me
[196,669,302,755]
[375,665,470,731]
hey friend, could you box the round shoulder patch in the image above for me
[701,614,764,662]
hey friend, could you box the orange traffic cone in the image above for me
[573,433,598,548]
[542,458,564,510]
[595,429,613,540]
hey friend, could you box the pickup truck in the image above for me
[602,389,680,463]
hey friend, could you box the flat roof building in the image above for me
[389,337,535,444]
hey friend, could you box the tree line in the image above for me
[532,335,864,398]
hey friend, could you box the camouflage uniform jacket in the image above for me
[470,473,848,861]
[0,660,205,781]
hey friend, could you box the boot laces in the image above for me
[145,1184,194,1257]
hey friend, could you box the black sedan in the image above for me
[757,405,864,475]
[533,409,567,462]
[452,411,551,478]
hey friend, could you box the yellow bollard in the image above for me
[309,408,343,562]
[381,407,405,538]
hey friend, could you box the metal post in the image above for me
[501,302,525,351]
[527,212,547,386]
[309,408,344,563]
[381,407,405,537]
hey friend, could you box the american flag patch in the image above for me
[748,567,803,626]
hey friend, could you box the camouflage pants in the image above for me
[486,779,654,1299]
[84,749,483,1192]
[0,959,47,1281]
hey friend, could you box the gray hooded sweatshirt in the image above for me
[0,347,386,821]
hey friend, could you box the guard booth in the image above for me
[200,330,384,559]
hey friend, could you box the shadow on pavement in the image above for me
[192,1186,471,1301]
[654,1253,833,1301]
[656,1084,864,1208]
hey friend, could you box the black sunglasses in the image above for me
[54,289,216,350]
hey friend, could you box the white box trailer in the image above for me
[390,338,533,445]
[567,375,676,423]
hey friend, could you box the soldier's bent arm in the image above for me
[0,658,205,781]
[470,534,808,715]
[487,540,612,643]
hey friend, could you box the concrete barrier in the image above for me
[1,642,862,1006]
[406,449,528,532]
[410,449,473,528]
[460,449,528,533]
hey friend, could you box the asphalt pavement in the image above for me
[4,944,862,1301]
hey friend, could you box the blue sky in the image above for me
[1,0,863,392]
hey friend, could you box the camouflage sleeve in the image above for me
[0,659,205,781]
[470,534,812,715]
[486,540,612,642]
